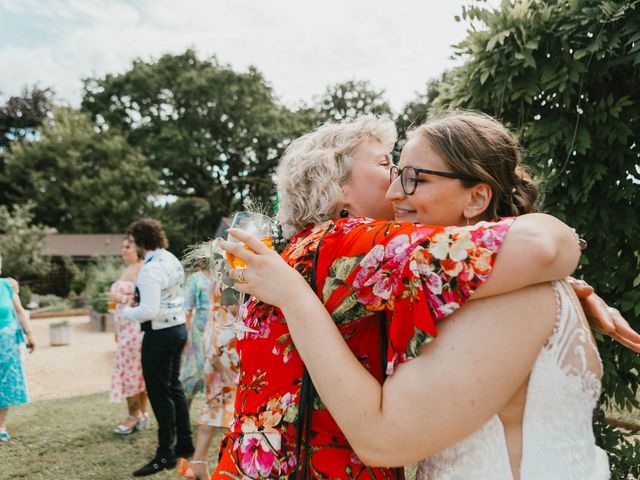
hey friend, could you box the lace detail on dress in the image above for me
[418,280,609,480]
[544,281,602,403]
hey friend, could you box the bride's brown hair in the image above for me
[409,111,538,220]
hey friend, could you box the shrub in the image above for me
[435,1,640,475]
[18,284,32,308]
[82,258,123,314]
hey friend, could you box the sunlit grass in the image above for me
[0,392,222,480]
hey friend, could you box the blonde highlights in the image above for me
[276,115,396,238]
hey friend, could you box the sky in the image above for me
[0,0,493,112]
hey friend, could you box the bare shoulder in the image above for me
[7,277,19,294]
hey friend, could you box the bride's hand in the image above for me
[221,228,309,308]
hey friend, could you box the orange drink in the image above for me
[226,236,273,270]
[220,210,274,334]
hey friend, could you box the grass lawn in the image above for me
[0,391,418,479]
[0,392,223,480]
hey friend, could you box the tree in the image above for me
[0,87,53,205]
[81,49,307,244]
[436,1,640,475]
[0,202,55,280]
[312,80,392,123]
[155,196,213,257]
[3,107,159,233]
[396,75,445,145]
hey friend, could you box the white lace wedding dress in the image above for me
[417,281,610,480]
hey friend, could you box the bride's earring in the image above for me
[339,208,349,218]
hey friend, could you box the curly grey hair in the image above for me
[276,115,397,238]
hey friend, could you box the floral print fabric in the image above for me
[109,280,146,402]
[0,322,28,409]
[180,271,211,399]
[213,217,513,479]
[198,288,239,427]
[0,278,28,409]
[198,272,239,428]
[0,279,16,330]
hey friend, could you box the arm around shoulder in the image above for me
[473,213,580,299]
[348,284,557,466]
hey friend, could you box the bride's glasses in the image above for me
[390,165,479,195]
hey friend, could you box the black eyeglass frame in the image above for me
[389,165,480,195]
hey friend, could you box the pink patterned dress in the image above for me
[109,280,146,402]
[198,262,239,428]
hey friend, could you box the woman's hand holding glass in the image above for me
[222,211,275,332]
[221,228,308,310]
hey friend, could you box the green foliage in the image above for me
[2,107,159,233]
[18,284,32,308]
[438,1,640,475]
[0,202,55,280]
[311,80,393,123]
[396,75,446,145]
[0,87,52,205]
[81,50,308,245]
[0,86,52,148]
[82,258,123,313]
[155,196,213,256]
[62,257,84,294]
[35,293,71,311]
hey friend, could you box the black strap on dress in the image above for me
[293,225,402,480]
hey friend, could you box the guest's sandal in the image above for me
[177,459,208,479]
[113,415,141,435]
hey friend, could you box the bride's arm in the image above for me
[227,239,556,464]
[290,285,556,466]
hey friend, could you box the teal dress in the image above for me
[179,271,211,400]
[0,278,28,408]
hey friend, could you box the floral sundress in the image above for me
[198,273,239,428]
[180,271,211,399]
[109,280,146,402]
[0,278,28,409]
[213,217,513,479]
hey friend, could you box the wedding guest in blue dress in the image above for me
[0,254,36,442]
[179,264,211,404]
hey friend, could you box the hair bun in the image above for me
[505,166,538,216]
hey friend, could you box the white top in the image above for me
[417,280,610,480]
[124,248,186,330]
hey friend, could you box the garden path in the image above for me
[22,315,115,401]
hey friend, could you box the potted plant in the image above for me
[49,320,72,346]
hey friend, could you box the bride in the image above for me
[224,112,612,479]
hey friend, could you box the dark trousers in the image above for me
[141,323,192,459]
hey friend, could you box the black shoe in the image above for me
[132,457,177,477]
[175,444,195,458]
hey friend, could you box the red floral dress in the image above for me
[213,217,513,479]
